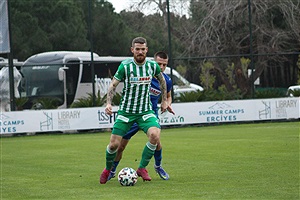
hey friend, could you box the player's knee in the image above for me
[108,143,118,151]
[147,127,160,143]
[109,135,122,150]
[109,140,120,150]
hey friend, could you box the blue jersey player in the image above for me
[108,51,175,181]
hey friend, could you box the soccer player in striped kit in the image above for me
[100,37,169,184]
[107,51,174,181]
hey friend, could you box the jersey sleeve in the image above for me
[114,63,125,81]
[163,73,173,93]
[153,62,161,76]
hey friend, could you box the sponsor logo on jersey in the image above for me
[149,87,161,96]
[130,76,151,84]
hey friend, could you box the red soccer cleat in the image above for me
[136,168,152,181]
[99,168,111,184]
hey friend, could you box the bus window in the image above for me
[80,62,92,83]
[21,65,64,97]
[81,61,120,83]
[65,61,80,106]
[94,62,120,79]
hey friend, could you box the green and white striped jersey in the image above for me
[114,58,161,114]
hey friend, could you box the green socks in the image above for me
[106,142,157,170]
[105,145,117,170]
[139,142,157,168]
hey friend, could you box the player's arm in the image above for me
[166,90,175,115]
[105,78,120,115]
[167,91,172,105]
[157,72,168,113]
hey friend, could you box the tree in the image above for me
[10,0,52,60]
[119,0,187,57]
[47,0,89,51]
[78,0,134,56]
[187,0,300,94]
[10,0,89,60]
[120,11,170,56]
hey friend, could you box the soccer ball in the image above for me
[118,167,138,186]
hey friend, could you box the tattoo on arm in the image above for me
[107,78,119,104]
[157,73,167,101]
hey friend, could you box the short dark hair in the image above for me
[132,37,147,47]
[154,51,168,59]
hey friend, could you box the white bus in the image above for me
[20,51,203,109]
[20,51,127,108]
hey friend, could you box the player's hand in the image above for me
[167,105,175,115]
[160,101,168,113]
[105,104,113,115]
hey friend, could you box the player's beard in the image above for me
[134,54,146,64]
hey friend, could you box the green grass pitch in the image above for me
[1,121,299,199]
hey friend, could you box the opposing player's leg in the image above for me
[108,123,139,181]
[154,141,169,180]
[137,112,161,181]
